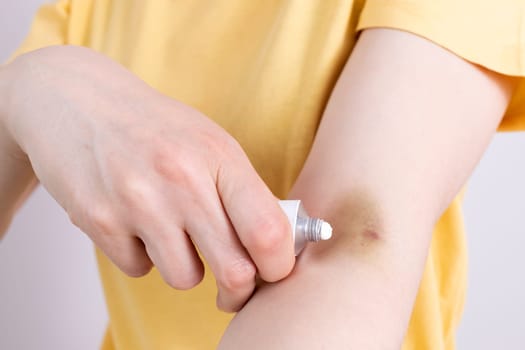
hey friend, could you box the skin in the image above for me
[0,27,516,348]
[0,46,295,313]
[218,29,517,348]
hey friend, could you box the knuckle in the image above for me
[86,203,116,235]
[206,130,240,157]
[218,257,256,293]
[119,174,153,208]
[67,209,82,229]
[150,140,197,186]
[246,217,290,254]
[65,192,91,230]
[197,127,244,170]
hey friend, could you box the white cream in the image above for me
[278,200,333,255]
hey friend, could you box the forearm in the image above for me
[219,195,430,349]
[219,29,515,349]
[0,63,37,237]
[218,160,434,350]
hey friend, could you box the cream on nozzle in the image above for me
[278,200,333,255]
[320,221,333,240]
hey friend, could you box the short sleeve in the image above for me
[357,0,525,131]
[5,0,71,63]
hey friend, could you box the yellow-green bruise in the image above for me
[299,190,389,263]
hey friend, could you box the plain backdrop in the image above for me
[1,1,524,349]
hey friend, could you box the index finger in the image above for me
[216,153,295,282]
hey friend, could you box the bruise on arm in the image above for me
[301,189,388,262]
[219,28,516,349]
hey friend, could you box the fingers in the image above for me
[216,153,295,282]
[185,184,257,312]
[127,170,260,312]
[128,184,256,312]
[97,235,154,278]
[70,202,153,278]
[138,222,205,290]
[78,198,204,288]
[76,127,294,312]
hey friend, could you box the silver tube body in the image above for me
[279,200,312,256]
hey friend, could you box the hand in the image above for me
[1,46,295,312]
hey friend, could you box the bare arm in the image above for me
[0,65,37,238]
[218,28,516,349]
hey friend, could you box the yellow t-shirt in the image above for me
[9,1,525,349]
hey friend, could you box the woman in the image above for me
[1,1,523,349]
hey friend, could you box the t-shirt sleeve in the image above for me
[5,0,71,63]
[357,0,525,131]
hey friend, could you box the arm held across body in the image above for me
[218,28,517,349]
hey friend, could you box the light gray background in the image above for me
[1,1,524,349]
